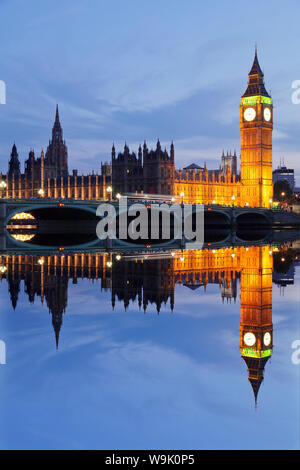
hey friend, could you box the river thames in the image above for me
[0,239,299,449]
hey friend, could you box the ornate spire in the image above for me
[8,143,20,178]
[242,355,270,407]
[55,104,60,125]
[242,48,270,98]
[52,104,63,139]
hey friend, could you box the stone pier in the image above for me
[0,202,6,250]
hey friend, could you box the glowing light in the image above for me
[269,250,273,255]
[38,258,45,265]
[241,348,272,358]
[116,255,121,261]
[244,332,256,346]
[38,188,45,197]
[245,202,249,206]
[0,181,7,189]
[106,186,112,193]
[180,256,185,262]
[10,234,35,242]
[241,95,272,106]
[106,261,112,268]
[212,200,216,204]
[281,257,285,262]
[11,212,35,220]
[231,253,235,258]
[0,265,7,273]
[116,193,121,199]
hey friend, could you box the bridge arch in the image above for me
[236,211,270,226]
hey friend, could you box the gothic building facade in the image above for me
[1,106,112,200]
[111,49,273,208]
[1,49,273,208]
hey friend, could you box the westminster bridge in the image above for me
[0,197,299,251]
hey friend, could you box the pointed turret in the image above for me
[111,142,116,160]
[8,143,21,178]
[170,141,174,160]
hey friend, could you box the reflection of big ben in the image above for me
[240,48,273,208]
[239,246,273,405]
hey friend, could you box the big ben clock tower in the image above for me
[240,48,273,208]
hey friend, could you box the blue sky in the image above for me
[0,0,300,180]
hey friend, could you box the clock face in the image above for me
[244,107,256,121]
[264,332,271,346]
[244,332,256,347]
[264,107,271,121]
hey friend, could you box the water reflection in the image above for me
[1,241,299,407]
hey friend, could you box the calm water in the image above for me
[0,241,299,449]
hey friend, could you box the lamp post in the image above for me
[180,192,184,206]
[231,195,235,207]
[0,181,7,198]
[37,188,45,198]
[106,186,112,201]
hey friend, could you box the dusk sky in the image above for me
[0,0,300,180]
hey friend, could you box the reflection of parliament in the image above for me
[1,49,273,207]
[1,245,288,405]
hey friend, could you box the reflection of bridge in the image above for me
[1,198,299,251]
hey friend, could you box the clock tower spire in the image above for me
[240,49,273,207]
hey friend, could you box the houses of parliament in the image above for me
[0,49,273,208]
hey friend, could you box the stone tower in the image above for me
[8,143,20,178]
[240,49,273,207]
[44,105,68,180]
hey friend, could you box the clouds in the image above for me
[0,1,300,179]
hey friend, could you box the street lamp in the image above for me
[106,186,112,201]
[116,193,121,200]
[0,265,7,274]
[231,195,235,206]
[38,188,45,198]
[0,180,7,198]
[180,191,184,205]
